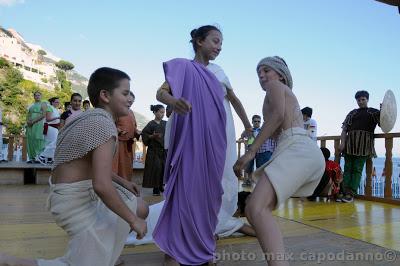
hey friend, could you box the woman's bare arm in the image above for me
[226,89,252,130]
[45,109,53,122]
[156,82,191,115]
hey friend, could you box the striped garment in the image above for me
[258,138,277,154]
[345,130,376,157]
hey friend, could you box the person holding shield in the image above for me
[338,90,380,203]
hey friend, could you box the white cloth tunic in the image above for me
[37,180,137,266]
[40,105,60,159]
[206,63,244,237]
[253,127,325,209]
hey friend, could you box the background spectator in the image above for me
[301,106,318,141]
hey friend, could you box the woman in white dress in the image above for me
[127,27,255,247]
[207,62,255,237]
[38,97,60,164]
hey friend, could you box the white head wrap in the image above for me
[257,56,293,89]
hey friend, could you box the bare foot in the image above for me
[163,253,179,266]
[0,253,37,266]
[237,224,256,237]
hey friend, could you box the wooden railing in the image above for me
[2,134,147,163]
[2,134,27,161]
[237,133,400,205]
[4,132,399,205]
[319,133,400,205]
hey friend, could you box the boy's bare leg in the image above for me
[0,253,37,266]
[245,173,288,266]
[237,224,256,237]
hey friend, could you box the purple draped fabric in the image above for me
[153,58,227,265]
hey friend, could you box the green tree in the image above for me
[0,59,77,135]
[0,67,32,134]
[0,67,24,102]
[37,49,47,56]
[36,50,47,64]
[55,60,74,72]
[0,65,54,135]
[0,57,10,68]
[54,70,73,104]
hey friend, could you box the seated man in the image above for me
[308,147,343,201]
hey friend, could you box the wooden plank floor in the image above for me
[274,197,400,251]
[1,185,399,265]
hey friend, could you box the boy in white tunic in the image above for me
[233,56,324,266]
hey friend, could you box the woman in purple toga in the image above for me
[153,25,242,266]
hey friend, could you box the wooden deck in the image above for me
[0,185,399,265]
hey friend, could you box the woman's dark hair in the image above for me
[320,147,331,161]
[87,67,130,107]
[70,92,82,101]
[150,104,164,113]
[48,97,59,105]
[64,102,70,109]
[190,25,221,52]
[355,90,369,100]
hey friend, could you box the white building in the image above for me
[0,27,58,87]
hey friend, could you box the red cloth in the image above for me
[112,110,139,181]
[43,123,49,135]
[325,160,343,195]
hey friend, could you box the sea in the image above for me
[338,156,400,199]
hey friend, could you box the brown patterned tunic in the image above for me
[342,107,380,157]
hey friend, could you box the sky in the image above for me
[1,0,399,157]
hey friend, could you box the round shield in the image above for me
[380,89,397,133]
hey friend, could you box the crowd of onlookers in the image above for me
[23,91,86,164]
[0,91,93,164]
[0,89,381,204]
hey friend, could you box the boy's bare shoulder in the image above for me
[265,80,289,92]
